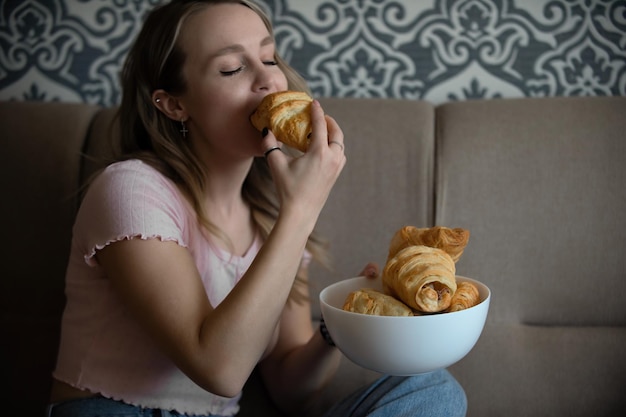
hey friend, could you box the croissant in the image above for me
[446,281,480,312]
[343,288,414,317]
[383,245,457,313]
[387,226,470,263]
[250,91,313,152]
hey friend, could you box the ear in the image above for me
[152,89,188,121]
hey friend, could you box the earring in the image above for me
[180,119,188,138]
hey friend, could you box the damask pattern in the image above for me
[1,0,625,105]
[0,0,161,104]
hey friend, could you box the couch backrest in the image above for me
[434,96,626,326]
[1,101,101,312]
[0,100,101,413]
[437,96,626,417]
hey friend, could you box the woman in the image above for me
[47,1,467,416]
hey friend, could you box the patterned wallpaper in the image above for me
[1,0,625,106]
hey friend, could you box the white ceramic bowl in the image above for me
[319,275,490,375]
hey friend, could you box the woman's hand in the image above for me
[261,100,346,232]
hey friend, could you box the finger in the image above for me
[264,146,282,158]
[307,100,328,151]
[360,262,380,279]
[260,128,281,157]
[260,128,289,174]
[325,115,345,152]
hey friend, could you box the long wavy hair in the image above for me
[116,0,330,303]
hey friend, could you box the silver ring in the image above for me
[329,141,344,151]
[264,146,282,158]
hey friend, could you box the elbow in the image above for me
[204,382,243,399]
[190,365,249,399]
[175,340,255,398]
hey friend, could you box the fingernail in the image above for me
[261,127,268,138]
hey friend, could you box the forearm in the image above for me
[261,326,342,414]
[195,212,316,392]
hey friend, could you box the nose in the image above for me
[251,62,283,93]
[252,70,272,92]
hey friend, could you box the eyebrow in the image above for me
[212,35,274,58]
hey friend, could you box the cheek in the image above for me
[278,72,289,90]
[202,87,233,109]
[192,87,241,123]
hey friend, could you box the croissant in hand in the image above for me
[387,226,470,263]
[250,91,313,152]
[383,245,457,313]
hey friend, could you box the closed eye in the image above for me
[220,67,244,76]
[220,60,276,76]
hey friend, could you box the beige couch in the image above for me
[2,96,625,416]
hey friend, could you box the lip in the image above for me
[249,100,263,119]
[249,99,265,124]
[248,112,258,128]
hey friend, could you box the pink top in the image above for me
[53,159,307,415]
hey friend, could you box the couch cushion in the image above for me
[436,96,626,416]
[435,96,626,326]
[80,106,119,183]
[0,101,101,316]
[0,100,101,414]
[451,323,626,417]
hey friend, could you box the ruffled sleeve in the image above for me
[73,160,191,267]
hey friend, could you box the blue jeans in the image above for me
[46,369,465,417]
[324,369,467,417]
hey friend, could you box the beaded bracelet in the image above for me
[319,317,336,347]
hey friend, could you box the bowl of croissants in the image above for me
[320,226,490,375]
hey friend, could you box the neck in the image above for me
[201,159,257,256]
[202,157,253,217]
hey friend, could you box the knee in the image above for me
[448,374,467,415]
[388,370,467,417]
[424,370,467,417]
[333,370,467,417]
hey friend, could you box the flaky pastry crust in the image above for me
[383,245,457,313]
[445,281,481,312]
[387,226,470,263]
[343,288,414,317]
[250,91,313,152]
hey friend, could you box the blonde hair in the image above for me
[116,0,329,303]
